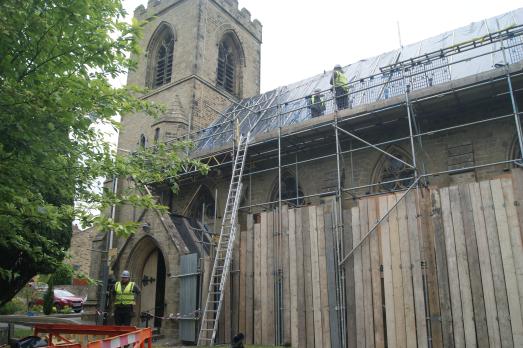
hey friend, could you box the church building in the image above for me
[91,1,523,347]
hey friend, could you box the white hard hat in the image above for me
[121,270,130,278]
[334,64,342,70]
[314,88,321,93]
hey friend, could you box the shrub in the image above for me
[0,297,24,314]
[50,264,73,286]
[43,282,54,315]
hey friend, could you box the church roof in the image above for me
[194,8,523,152]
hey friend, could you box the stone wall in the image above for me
[171,118,519,217]
[68,225,97,276]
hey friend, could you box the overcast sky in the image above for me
[122,0,522,92]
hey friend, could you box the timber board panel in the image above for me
[420,190,443,348]
[379,196,397,348]
[368,197,385,348]
[388,194,407,348]
[232,224,240,337]
[342,209,357,348]
[469,183,501,348]
[316,205,331,348]
[253,222,262,344]
[309,206,324,348]
[395,193,417,348]
[440,187,465,347]
[429,189,454,348]
[301,206,315,348]
[266,211,275,345]
[282,205,291,345]
[510,168,523,242]
[359,198,375,348]
[343,206,357,348]
[200,255,212,339]
[352,205,365,348]
[288,208,300,347]
[449,185,476,348]
[246,215,255,344]
[406,191,428,348]
[223,258,231,343]
[491,179,523,345]
[295,208,307,348]
[501,178,523,317]
[458,184,489,348]
[239,228,246,337]
[479,181,514,348]
[324,200,341,348]
[260,212,269,345]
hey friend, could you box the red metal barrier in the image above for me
[33,324,152,348]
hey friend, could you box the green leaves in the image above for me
[0,0,206,305]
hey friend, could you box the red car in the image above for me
[33,289,85,313]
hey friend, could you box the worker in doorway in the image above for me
[330,64,350,110]
[112,270,141,326]
[307,88,326,118]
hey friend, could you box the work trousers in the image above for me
[114,305,133,326]
[335,86,349,110]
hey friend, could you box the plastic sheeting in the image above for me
[195,8,523,152]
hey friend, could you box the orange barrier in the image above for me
[33,324,152,348]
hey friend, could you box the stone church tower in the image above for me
[118,0,262,153]
[97,0,262,341]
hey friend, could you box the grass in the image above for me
[14,326,33,338]
[214,346,280,348]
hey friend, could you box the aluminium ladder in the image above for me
[197,132,250,346]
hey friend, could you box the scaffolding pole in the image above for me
[276,107,283,345]
[334,125,415,169]
[500,30,523,161]
[334,116,347,348]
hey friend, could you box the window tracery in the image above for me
[147,24,175,89]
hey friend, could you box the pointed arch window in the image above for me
[139,134,147,148]
[372,149,415,193]
[216,33,243,97]
[189,186,215,223]
[154,127,160,143]
[147,24,175,89]
[269,172,304,208]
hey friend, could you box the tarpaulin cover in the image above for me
[195,8,523,152]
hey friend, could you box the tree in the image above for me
[0,0,207,305]
[42,281,54,315]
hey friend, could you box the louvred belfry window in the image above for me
[217,41,235,94]
[153,32,174,88]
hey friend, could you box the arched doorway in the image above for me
[127,237,167,328]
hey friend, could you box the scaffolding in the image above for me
[158,13,523,347]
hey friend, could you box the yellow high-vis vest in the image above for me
[311,95,325,108]
[114,281,136,305]
[334,70,349,91]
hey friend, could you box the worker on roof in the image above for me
[307,88,326,118]
[112,270,141,326]
[330,64,350,110]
